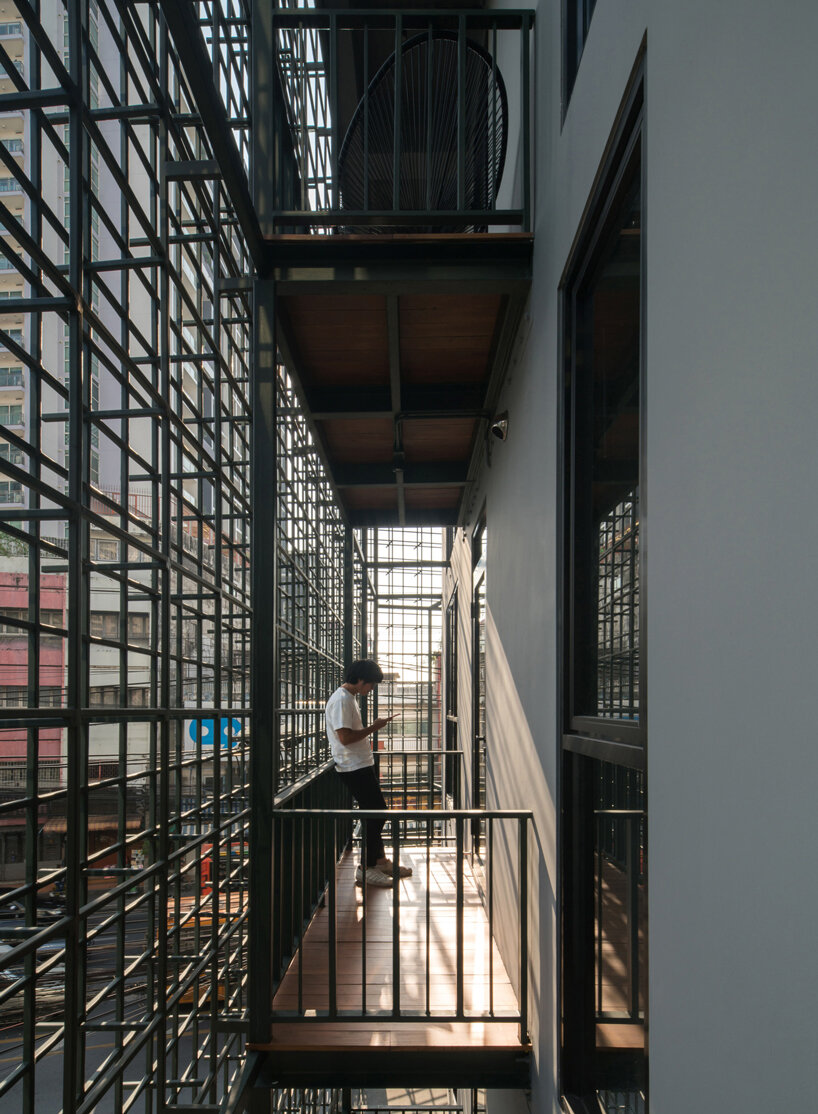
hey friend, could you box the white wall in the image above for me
[647,2,818,1109]
[453,0,818,1110]
[455,2,648,1110]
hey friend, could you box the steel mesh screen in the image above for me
[0,4,253,1111]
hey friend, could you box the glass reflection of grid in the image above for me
[597,495,639,719]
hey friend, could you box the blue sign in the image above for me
[187,718,242,750]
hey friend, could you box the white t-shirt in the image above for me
[325,687,374,772]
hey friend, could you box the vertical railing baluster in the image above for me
[328,818,337,1018]
[361,818,367,1016]
[298,20,308,213]
[456,814,464,1018]
[521,13,532,231]
[392,816,401,1017]
[426,22,433,213]
[430,815,436,1015]
[519,815,529,1041]
[392,15,403,214]
[290,810,297,972]
[629,817,640,1022]
[298,815,303,1015]
[491,21,498,210]
[597,813,603,1016]
[363,23,370,212]
[330,12,339,213]
[457,14,466,216]
[488,815,494,1016]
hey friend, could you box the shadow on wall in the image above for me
[485,605,558,1095]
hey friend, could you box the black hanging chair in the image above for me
[337,31,508,233]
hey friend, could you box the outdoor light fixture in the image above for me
[485,411,509,467]
[490,411,509,441]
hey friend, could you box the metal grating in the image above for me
[0,3,253,1111]
[362,527,443,756]
[276,364,350,790]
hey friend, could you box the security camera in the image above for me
[490,412,509,441]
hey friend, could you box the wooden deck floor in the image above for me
[249,847,529,1081]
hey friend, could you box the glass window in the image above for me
[0,403,23,424]
[0,480,23,502]
[93,538,119,561]
[90,611,119,639]
[0,366,23,387]
[566,149,641,726]
[560,78,645,1109]
[565,0,597,105]
[128,612,150,645]
[0,444,20,464]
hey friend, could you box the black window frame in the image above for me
[558,56,648,1106]
[562,67,646,756]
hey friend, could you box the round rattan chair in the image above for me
[337,31,508,232]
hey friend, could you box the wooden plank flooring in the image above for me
[250,847,526,1053]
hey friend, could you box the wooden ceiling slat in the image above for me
[402,418,476,463]
[320,417,395,464]
[284,293,386,314]
[300,360,389,386]
[400,293,502,335]
[404,487,463,510]
[343,488,399,511]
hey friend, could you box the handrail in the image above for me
[274,758,335,807]
[275,807,530,820]
[272,10,535,29]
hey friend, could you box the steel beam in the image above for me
[334,463,468,488]
[249,277,277,1045]
[251,1046,531,1090]
[387,294,406,525]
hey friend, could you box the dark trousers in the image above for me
[336,764,387,868]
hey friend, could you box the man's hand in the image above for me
[336,712,398,746]
[373,713,398,731]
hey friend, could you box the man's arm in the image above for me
[335,714,395,746]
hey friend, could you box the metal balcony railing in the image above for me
[269,795,531,1039]
[595,808,646,1026]
[375,746,462,814]
[270,8,533,232]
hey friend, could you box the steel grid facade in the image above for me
[275,364,352,791]
[362,527,442,754]
[0,3,254,1111]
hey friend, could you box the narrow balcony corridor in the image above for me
[252,825,531,1089]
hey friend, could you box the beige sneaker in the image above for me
[355,865,392,887]
[380,858,413,877]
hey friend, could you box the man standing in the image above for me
[326,659,413,887]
